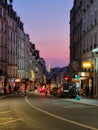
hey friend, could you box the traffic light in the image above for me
[75,75,80,80]
[64,75,69,81]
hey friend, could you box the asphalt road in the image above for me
[0,93,98,130]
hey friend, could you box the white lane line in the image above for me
[25,95,98,130]
[0,111,11,115]
[64,105,84,108]
[0,118,15,120]
[0,119,22,126]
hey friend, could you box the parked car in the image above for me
[50,87,58,96]
[58,82,76,98]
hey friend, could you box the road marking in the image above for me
[0,111,11,115]
[0,118,15,120]
[64,105,86,108]
[0,119,22,126]
[25,95,98,130]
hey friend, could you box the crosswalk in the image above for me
[0,110,22,128]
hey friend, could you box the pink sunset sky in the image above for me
[12,0,74,68]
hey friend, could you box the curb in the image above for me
[61,99,98,108]
[0,95,7,99]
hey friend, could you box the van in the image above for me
[58,82,76,98]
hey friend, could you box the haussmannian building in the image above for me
[7,4,18,83]
[29,42,46,86]
[17,16,25,80]
[0,0,46,92]
[0,0,7,89]
[70,0,98,97]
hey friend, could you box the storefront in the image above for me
[72,61,93,97]
[78,72,93,97]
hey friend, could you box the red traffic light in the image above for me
[64,76,68,80]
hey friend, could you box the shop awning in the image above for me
[72,77,88,83]
[78,72,93,77]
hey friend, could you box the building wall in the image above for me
[17,20,25,79]
[0,1,7,74]
[70,0,82,78]
[81,0,98,96]
[70,0,98,97]
[24,34,29,79]
[7,5,18,80]
[0,0,46,91]
[0,0,7,89]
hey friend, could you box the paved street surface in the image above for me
[0,93,98,130]
[62,96,98,107]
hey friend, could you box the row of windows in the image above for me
[8,68,17,78]
[0,35,6,47]
[0,48,6,61]
[18,60,25,70]
[0,20,6,33]
[8,29,17,43]
[7,18,17,31]
[83,10,97,33]
[82,32,98,53]
[8,43,17,55]
[7,56,17,66]
[0,63,6,73]
[0,7,6,18]
[18,71,25,79]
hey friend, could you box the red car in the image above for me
[39,87,47,95]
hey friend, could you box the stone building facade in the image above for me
[0,0,46,92]
[70,0,98,97]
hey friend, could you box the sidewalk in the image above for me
[0,93,7,99]
[62,96,98,107]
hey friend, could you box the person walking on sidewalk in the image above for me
[8,85,11,94]
[85,85,89,97]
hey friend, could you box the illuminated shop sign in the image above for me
[82,62,92,69]
[15,79,21,82]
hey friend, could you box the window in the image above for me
[1,36,3,46]
[90,35,93,50]
[91,14,93,27]
[0,8,2,16]
[87,37,89,51]
[1,21,3,32]
[94,32,97,48]
[0,48,1,60]
[95,10,97,25]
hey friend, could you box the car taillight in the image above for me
[61,88,63,91]
[40,88,42,91]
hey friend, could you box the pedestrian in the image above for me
[8,85,11,93]
[85,85,89,97]
[4,87,7,94]
[14,85,17,93]
[17,84,20,93]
